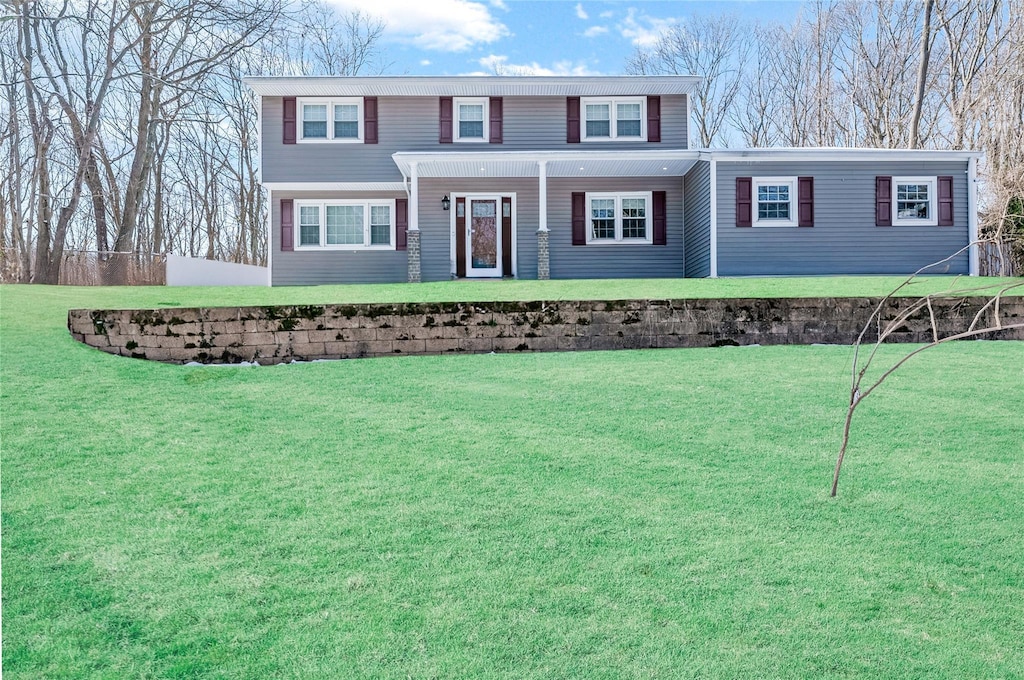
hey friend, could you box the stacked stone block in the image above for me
[68,296,1024,365]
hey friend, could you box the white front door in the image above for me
[466,197,502,277]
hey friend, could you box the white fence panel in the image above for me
[166,254,269,286]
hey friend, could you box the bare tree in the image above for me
[627,15,749,147]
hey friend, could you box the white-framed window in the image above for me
[893,176,937,226]
[753,177,798,227]
[298,98,363,142]
[581,97,646,141]
[586,192,652,243]
[454,97,488,142]
[294,200,396,249]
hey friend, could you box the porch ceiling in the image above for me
[392,150,700,180]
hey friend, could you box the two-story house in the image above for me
[245,76,981,284]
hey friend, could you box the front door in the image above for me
[467,198,501,277]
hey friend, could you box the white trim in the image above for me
[244,75,701,98]
[262,182,407,192]
[581,97,647,142]
[706,148,983,162]
[968,157,979,276]
[293,199,397,250]
[454,97,489,143]
[449,193,518,277]
[584,192,654,244]
[751,176,799,228]
[537,161,548,232]
[296,97,364,143]
[266,187,273,286]
[256,94,262,184]
[892,176,938,227]
[709,159,718,278]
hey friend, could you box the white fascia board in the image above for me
[706,148,983,162]
[261,182,407,192]
[392,149,700,178]
[243,75,700,98]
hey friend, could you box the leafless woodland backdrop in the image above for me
[2,0,1022,284]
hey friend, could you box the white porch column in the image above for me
[407,162,421,282]
[537,161,550,280]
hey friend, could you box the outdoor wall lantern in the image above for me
[441,195,451,211]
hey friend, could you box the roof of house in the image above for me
[243,75,701,98]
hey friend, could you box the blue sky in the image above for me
[326,0,805,76]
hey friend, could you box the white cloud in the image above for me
[599,10,614,19]
[583,25,608,38]
[575,3,588,20]
[490,0,508,9]
[472,54,601,76]
[420,59,432,66]
[620,8,675,48]
[326,0,509,52]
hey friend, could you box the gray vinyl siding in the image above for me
[270,191,407,285]
[418,178,539,281]
[716,161,970,276]
[262,95,688,183]
[547,177,684,279]
[683,160,712,277]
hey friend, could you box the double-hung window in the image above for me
[753,177,798,227]
[299,98,363,142]
[454,98,488,142]
[587,193,652,243]
[893,177,937,226]
[581,97,646,141]
[294,200,395,249]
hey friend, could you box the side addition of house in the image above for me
[245,76,981,284]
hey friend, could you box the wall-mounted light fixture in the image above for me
[441,195,451,211]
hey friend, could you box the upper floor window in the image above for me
[893,177,937,226]
[753,177,798,227]
[299,98,363,142]
[455,98,488,142]
[294,200,395,249]
[587,193,652,243]
[582,97,646,141]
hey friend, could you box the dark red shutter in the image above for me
[395,198,408,250]
[280,198,294,251]
[652,191,667,245]
[937,176,954,226]
[571,192,586,245]
[876,176,892,226]
[283,97,296,144]
[501,197,513,274]
[364,96,378,144]
[647,96,661,143]
[798,176,814,227]
[736,177,752,227]
[489,97,503,144]
[439,97,453,144]
[455,197,466,277]
[567,97,580,144]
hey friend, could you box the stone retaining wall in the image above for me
[69,296,1024,364]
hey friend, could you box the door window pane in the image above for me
[326,205,364,245]
[302,104,327,138]
[470,200,497,268]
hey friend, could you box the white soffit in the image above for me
[261,182,407,192]
[393,150,700,178]
[244,75,700,98]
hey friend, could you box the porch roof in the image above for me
[391,149,700,180]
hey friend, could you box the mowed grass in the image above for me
[2,281,1023,679]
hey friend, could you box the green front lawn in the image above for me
[2,282,1023,678]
